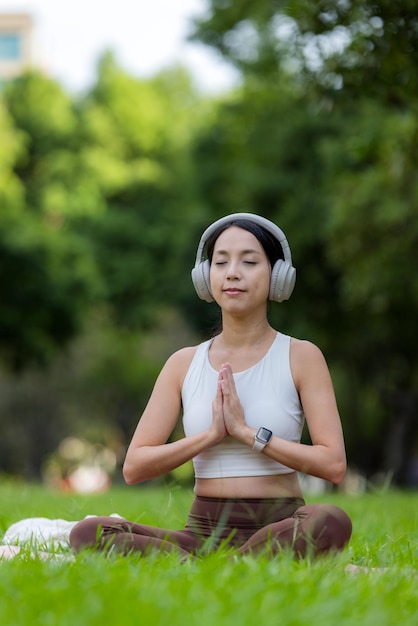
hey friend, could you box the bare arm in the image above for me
[220,339,347,484]
[123,347,226,485]
[265,339,346,483]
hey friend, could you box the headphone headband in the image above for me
[191,212,296,303]
[194,212,292,267]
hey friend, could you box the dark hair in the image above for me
[205,218,285,267]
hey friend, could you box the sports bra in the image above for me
[181,332,305,478]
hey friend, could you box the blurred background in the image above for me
[0,0,417,493]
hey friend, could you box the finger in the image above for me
[220,363,238,399]
[223,363,237,387]
[213,378,223,407]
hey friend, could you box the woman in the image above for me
[70,213,352,559]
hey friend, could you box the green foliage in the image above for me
[0,208,100,369]
[286,0,418,108]
[0,57,205,365]
[0,72,102,369]
[0,101,24,209]
[324,103,418,338]
[192,1,418,108]
[3,71,79,214]
[73,53,205,328]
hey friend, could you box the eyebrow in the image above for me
[213,248,262,256]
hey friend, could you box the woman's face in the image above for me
[209,226,271,314]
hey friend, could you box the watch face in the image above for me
[257,427,272,443]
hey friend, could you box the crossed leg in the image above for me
[237,504,352,558]
[69,516,203,558]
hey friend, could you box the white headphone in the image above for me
[191,213,296,303]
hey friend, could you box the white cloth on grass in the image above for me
[2,514,124,549]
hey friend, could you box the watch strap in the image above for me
[252,438,267,452]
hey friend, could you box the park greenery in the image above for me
[0,0,417,486]
[0,483,417,625]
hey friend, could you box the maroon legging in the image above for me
[69,496,352,559]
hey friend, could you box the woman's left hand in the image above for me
[218,363,247,440]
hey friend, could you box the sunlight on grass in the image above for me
[0,484,416,625]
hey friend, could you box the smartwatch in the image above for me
[252,427,273,452]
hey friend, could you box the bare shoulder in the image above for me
[289,338,330,386]
[167,345,199,365]
[290,337,326,362]
[162,345,199,381]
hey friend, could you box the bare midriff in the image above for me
[194,472,304,499]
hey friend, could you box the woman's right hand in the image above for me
[210,378,228,444]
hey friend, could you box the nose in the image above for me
[226,261,240,279]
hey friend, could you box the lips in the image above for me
[223,288,244,295]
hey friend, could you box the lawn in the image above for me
[0,482,417,625]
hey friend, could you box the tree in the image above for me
[73,53,207,328]
[0,100,23,211]
[0,75,100,369]
[191,0,418,109]
[0,59,207,367]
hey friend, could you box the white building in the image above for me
[0,13,35,86]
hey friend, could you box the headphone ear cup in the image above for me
[269,260,296,302]
[191,260,213,303]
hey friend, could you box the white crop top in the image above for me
[182,332,305,478]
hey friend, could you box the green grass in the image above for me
[0,482,417,625]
